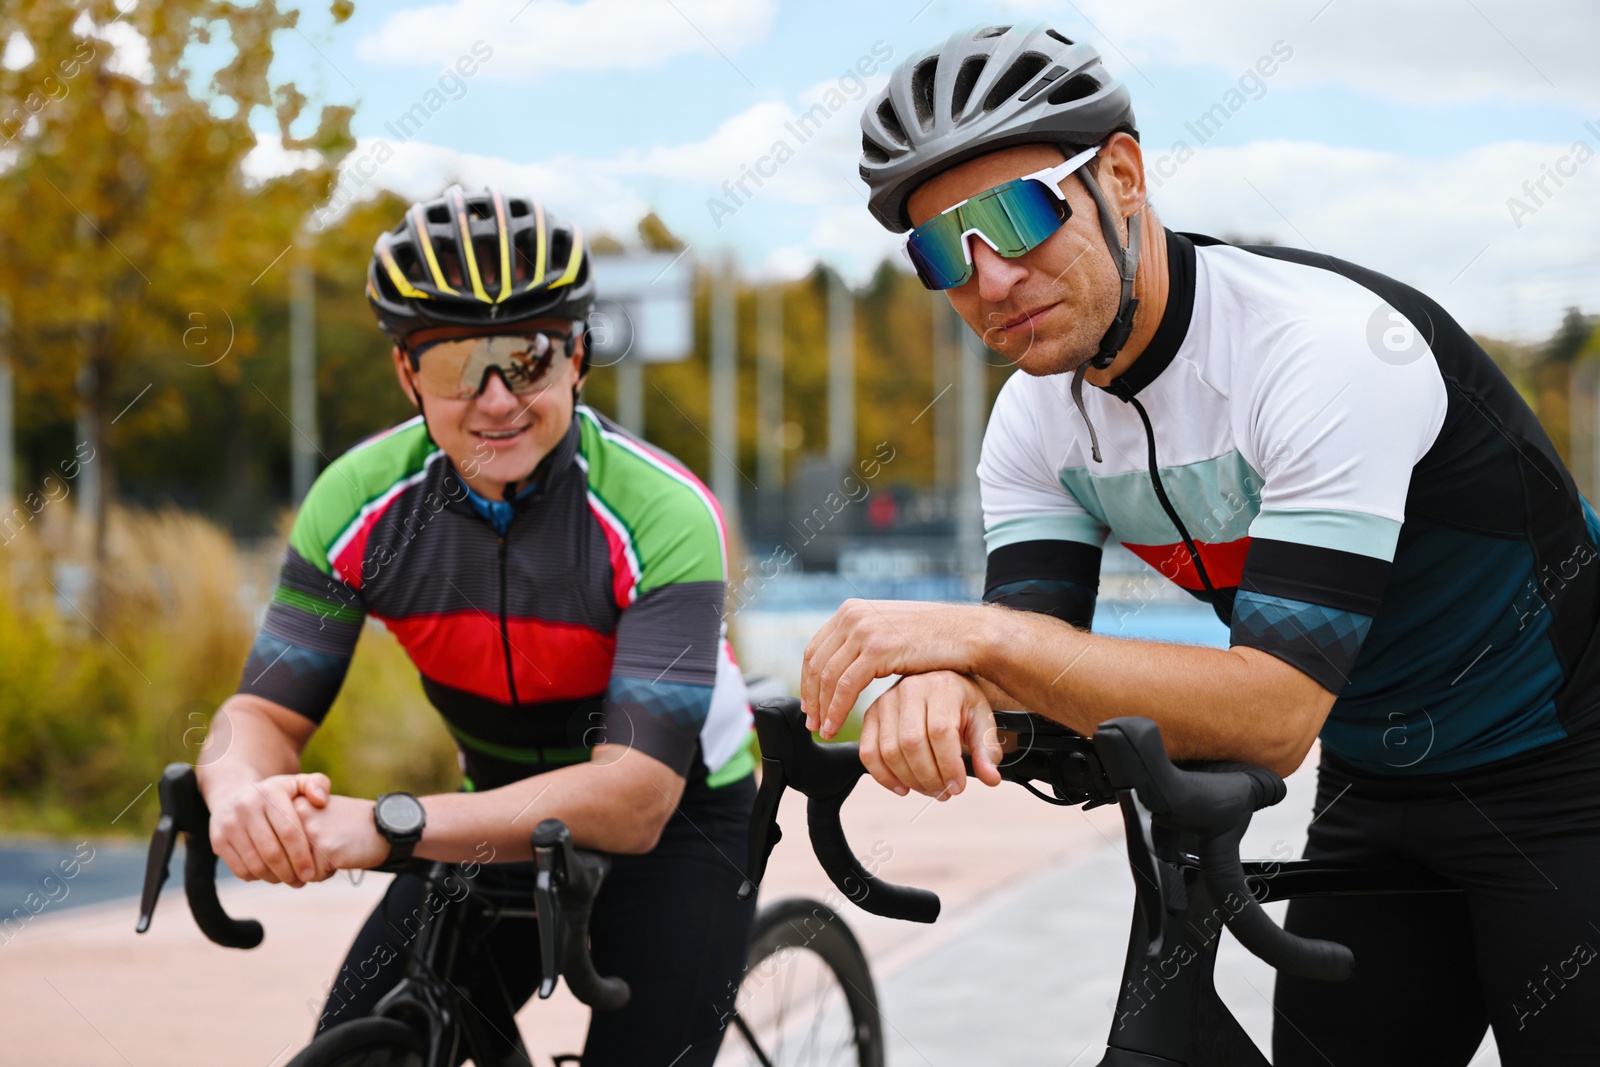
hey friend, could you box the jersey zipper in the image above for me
[497,534,521,706]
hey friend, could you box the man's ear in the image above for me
[392,345,420,408]
[1100,131,1148,218]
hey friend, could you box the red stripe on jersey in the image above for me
[330,499,404,589]
[382,612,615,704]
[1122,538,1252,591]
[588,499,638,608]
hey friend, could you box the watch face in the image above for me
[377,793,426,836]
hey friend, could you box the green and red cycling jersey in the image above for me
[238,406,753,791]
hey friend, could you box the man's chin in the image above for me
[1003,341,1080,378]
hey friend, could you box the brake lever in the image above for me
[737,754,785,901]
[136,764,263,949]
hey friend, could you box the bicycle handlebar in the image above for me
[1092,717,1353,982]
[135,763,264,949]
[532,819,631,1012]
[135,765,633,1009]
[740,699,1354,983]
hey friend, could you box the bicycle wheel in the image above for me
[717,897,885,1067]
[284,1018,426,1067]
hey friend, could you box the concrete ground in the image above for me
[1,749,1498,1066]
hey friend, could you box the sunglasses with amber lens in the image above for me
[407,328,581,400]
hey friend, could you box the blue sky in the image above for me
[238,0,1600,338]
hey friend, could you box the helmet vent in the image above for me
[467,199,494,221]
[436,240,465,288]
[861,134,890,165]
[1046,29,1074,47]
[911,57,939,130]
[426,205,451,225]
[875,98,908,146]
[975,25,1009,39]
[393,244,421,280]
[983,51,1050,112]
[1047,72,1102,106]
[950,55,988,118]
[549,229,573,274]
[512,229,538,283]
[508,198,531,218]
[474,237,500,288]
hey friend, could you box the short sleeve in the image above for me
[1230,316,1447,692]
[979,375,1109,552]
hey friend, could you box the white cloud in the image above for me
[357,0,776,82]
[995,0,1600,109]
[1145,137,1600,338]
[70,10,152,82]
[610,70,883,209]
[2,32,36,72]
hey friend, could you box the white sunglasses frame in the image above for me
[901,145,1102,275]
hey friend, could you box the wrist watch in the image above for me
[372,792,427,873]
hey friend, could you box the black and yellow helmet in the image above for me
[367,186,594,344]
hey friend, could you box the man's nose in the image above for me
[970,240,1028,304]
[476,369,522,412]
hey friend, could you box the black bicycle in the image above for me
[739,698,1460,1067]
[136,763,885,1067]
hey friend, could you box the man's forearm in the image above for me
[417,744,683,861]
[970,607,1332,776]
[195,696,310,800]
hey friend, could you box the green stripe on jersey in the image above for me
[1059,450,1261,546]
[272,585,363,622]
[706,735,756,786]
[288,418,438,575]
[577,408,725,593]
[1249,508,1402,561]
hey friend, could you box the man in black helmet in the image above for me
[196,188,756,1065]
[802,23,1600,1066]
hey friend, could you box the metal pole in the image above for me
[827,271,855,469]
[616,357,644,435]
[75,332,99,540]
[0,298,12,509]
[710,271,739,519]
[290,259,319,502]
[761,283,787,495]
[958,325,987,585]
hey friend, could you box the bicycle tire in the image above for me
[284,1018,427,1067]
[717,897,885,1067]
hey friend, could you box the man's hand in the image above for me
[802,599,988,739]
[293,794,392,872]
[860,671,1003,798]
[208,772,333,886]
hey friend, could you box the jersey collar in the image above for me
[1103,229,1197,402]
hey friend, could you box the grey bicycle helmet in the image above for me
[859,24,1136,234]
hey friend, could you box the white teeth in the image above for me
[478,429,523,439]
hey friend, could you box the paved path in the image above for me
[1,752,1500,1066]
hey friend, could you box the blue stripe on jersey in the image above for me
[1231,591,1373,693]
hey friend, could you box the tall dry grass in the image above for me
[0,504,457,838]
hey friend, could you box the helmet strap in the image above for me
[1078,168,1143,371]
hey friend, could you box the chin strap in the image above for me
[1069,168,1144,464]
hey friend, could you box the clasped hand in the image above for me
[209,772,389,886]
[801,599,1004,799]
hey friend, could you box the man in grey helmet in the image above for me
[801,22,1600,1066]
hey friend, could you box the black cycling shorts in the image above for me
[1274,726,1600,1067]
[314,773,756,1067]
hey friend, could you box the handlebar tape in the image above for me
[151,764,263,949]
[747,699,942,924]
[1092,718,1352,982]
